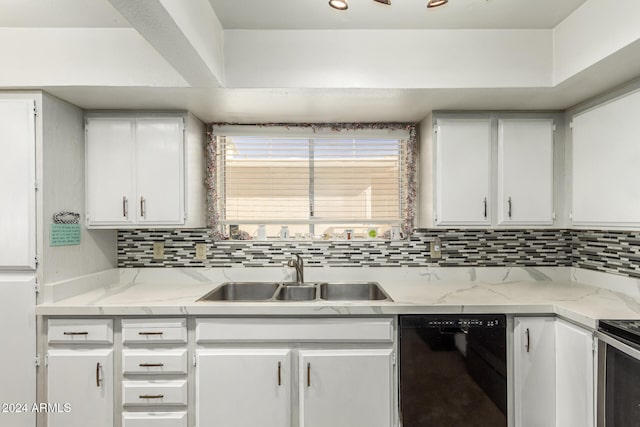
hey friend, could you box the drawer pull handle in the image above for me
[507,196,513,218]
[138,332,163,336]
[307,362,311,387]
[525,328,530,353]
[483,197,488,219]
[122,196,128,218]
[139,363,164,368]
[278,362,281,386]
[140,196,146,218]
[64,332,89,336]
[96,363,101,388]
[139,394,164,399]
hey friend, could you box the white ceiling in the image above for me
[208,0,586,30]
[2,0,640,123]
[0,0,129,27]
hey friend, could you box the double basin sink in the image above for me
[198,281,392,302]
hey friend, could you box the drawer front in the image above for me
[48,319,113,344]
[123,349,187,375]
[196,318,394,343]
[122,380,188,407]
[122,319,187,344]
[122,412,187,427]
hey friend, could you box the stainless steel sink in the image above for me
[319,282,391,301]
[275,285,317,301]
[197,282,280,301]
[197,281,392,302]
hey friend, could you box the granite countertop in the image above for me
[36,267,640,329]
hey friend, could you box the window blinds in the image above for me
[217,136,404,226]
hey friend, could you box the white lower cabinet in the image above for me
[514,317,556,427]
[46,348,114,427]
[555,318,594,427]
[513,316,595,427]
[196,349,291,427]
[122,412,187,427]
[299,349,393,427]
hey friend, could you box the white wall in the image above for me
[416,113,434,228]
[553,0,640,84]
[0,28,188,87]
[41,93,116,284]
[185,112,206,228]
[225,29,552,89]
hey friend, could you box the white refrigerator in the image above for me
[0,97,38,427]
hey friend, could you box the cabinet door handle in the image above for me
[525,328,530,353]
[140,197,146,218]
[307,362,311,387]
[138,331,163,336]
[278,361,282,386]
[483,197,488,219]
[63,331,88,336]
[95,363,101,388]
[139,363,164,367]
[139,394,164,399]
[508,196,512,218]
[122,196,128,218]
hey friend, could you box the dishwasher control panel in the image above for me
[400,315,506,329]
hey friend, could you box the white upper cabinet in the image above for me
[86,119,135,226]
[572,89,640,227]
[86,116,185,228]
[0,98,37,270]
[497,119,554,225]
[435,118,492,225]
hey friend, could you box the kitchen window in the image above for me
[208,124,416,240]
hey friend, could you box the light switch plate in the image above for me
[430,239,442,259]
[195,243,207,260]
[153,242,165,260]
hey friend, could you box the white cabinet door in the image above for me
[0,99,36,270]
[0,275,36,427]
[572,89,640,226]
[196,349,291,427]
[514,317,556,427]
[135,118,184,225]
[299,349,393,427]
[47,348,113,427]
[436,119,492,225]
[497,119,554,225]
[555,319,594,427]
[86,118,135,225]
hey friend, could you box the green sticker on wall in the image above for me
[50,223,81,246]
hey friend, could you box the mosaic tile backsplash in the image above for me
[572,230,640,279]
[118,228,573,268]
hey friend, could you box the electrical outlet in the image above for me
[153,242,165,260]
[430,238,442,259]
[195,243,207,260]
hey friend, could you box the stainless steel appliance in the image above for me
[399,315,507,427]
[597,320,640,427]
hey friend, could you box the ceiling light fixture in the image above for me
[427,0,448,8]
[373,0,391,4]
[329,0,349,10]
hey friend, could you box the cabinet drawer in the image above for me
[122,412,187,427]
[48,319,113,344]
[123,349,187,375]
[122,319,186,344]
[122,380,187,407]
[196,318,394,343]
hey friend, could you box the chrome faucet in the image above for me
[287,254,304,284]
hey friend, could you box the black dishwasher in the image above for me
[399,315,507,427]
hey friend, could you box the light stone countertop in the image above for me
[36,267,640,329]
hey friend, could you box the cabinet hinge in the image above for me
[34,280,40,294]
[192,354,197,367]
[552,122,556,132]
[592,336,598,353]
[33,105,39,117]
[433,124,438,134]
[34,181,39,192]
[34,355,41,367]
[34,254,39,268]
[44,354,49,367]
[391,352,396,366]
[569,211,573,221]
[569,120,573,130]
[552,212,556,221]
